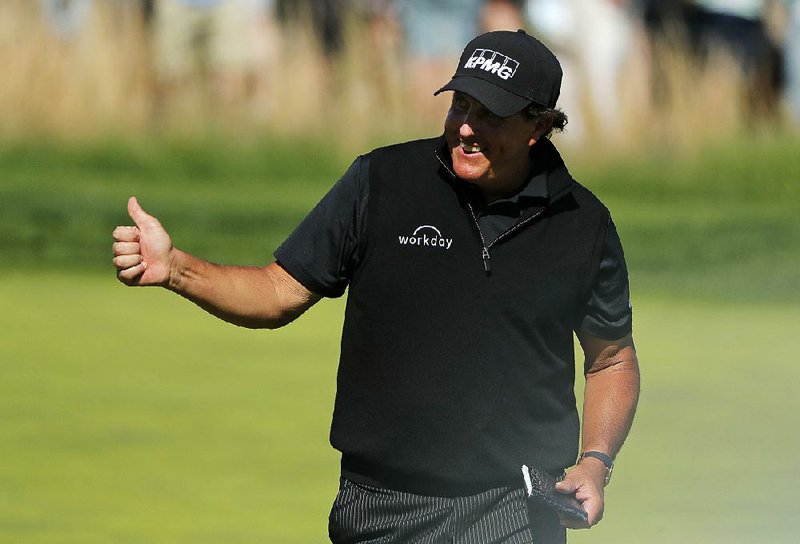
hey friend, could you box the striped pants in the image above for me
[329,478,566,544]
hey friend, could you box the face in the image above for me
[444,92,544,200]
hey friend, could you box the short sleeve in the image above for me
[577,217,633,340]
[273,156,368,298]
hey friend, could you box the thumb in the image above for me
[555,478,577,494]
[127,196,157,228]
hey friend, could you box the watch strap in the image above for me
[579,450,614,486]
[579,450,613,469]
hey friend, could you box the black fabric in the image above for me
[329,478,565,544]
[326,137,620,492]
[275,136,633,495]
[274,141,631,338]
[465,152,548,244]
[435,29,563,113]
[577,218,631,340]
[274,156,368,298]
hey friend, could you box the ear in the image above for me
[527,118,553,147]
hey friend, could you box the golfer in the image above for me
[113,29,640,544]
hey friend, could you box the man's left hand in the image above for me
[553,458,606,529]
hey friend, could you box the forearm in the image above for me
[555,347,639,528]
[581,358,640,458]
[167,249,317,329]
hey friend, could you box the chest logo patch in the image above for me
[398,225,453,250]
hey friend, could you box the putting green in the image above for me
[1,273,796,543]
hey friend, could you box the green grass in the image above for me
[2,133,798,302]
[0,272,343,543]
[1,273,797,543]
[573,134,800,303]
[573,295,799,544]
[0,136,350,270]
[1,134,799,542]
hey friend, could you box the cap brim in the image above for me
[434,76,531,117]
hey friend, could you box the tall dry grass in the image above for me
[0,1,793,156]
[0,1,154,139]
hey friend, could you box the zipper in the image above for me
[467,200,548,275]
[489,206,547,248]
[437,148,494,274]
[435,146,556,275]
[466,200,492,274]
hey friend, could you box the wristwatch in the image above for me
[579,450,614,486]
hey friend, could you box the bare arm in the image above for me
[555,332,640,528]
[165,254,320,328]
[112,197,321,329]
[578,332,640,464]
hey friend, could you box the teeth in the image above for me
[461,142,483,153]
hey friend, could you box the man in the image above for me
[112,30,639,544]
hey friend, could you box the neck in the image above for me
[477,161,534,204]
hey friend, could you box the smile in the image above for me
[460,141,486,154]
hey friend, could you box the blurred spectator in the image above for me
[153,0,267,109]
[40,0,93,39]
[106,0,156,29]
[688,1,771,67]
[397,0,482,60]
[394,0,526,63]
[356,0,401,49]
[481,0,525,31]
[526,0,638,142]
[394,0,482,120]
[275,0,350,58]
[139,0,155,26]
[688,0,782,115]
[633,0,693,107]
[636,0,689,37]
[393,0,528,120]
[787,0,800,121]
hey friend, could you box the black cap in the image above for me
[435,29,562,117]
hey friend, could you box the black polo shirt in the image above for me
[274,147,631,341]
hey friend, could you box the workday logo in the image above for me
[464,49,519,80]
[398,225,453,250]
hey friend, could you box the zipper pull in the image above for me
[481,246,491,274]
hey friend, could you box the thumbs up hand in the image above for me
[112,197,174,286]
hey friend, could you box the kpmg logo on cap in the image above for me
[464,49,519,80]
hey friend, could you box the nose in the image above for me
[458,110,477,138]
[459,121,476,139]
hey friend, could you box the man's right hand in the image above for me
[112,196,174,286]
[111,196,321,328]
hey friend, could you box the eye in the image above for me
[479,109,503,127]
[451,94,469,113]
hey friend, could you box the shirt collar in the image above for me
[435,135,554,206]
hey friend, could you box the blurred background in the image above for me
[1,1,799,543]
[2,0,800,149]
